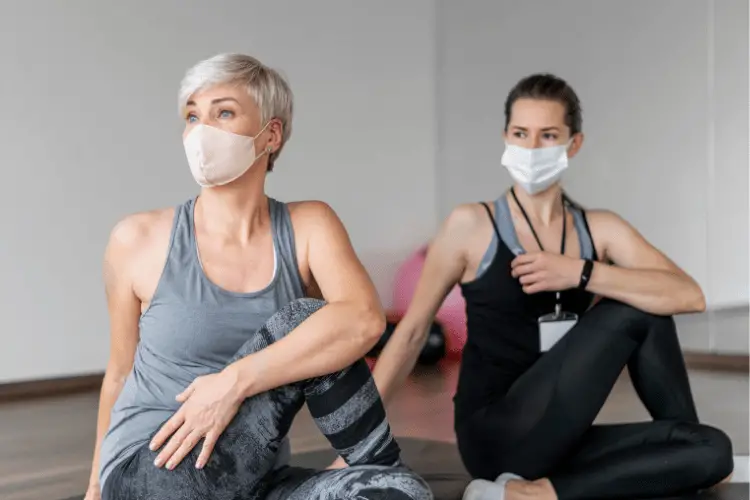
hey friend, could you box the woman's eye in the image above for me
[543,133,558,140]
[513,131,526,138]
[219,110,234,119]
[186,114,198,123]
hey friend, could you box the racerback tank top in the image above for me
[453,195,598,426]
[98,196,305,486]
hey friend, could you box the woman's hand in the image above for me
[84,482,101,500]
[150,370,243,470]
[511,251,584,294]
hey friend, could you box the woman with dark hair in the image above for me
[366,73,734,499]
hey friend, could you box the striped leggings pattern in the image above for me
[102,298,432,500]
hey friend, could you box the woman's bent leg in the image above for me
[626,314,699,422]
[265,465,433,500]
[457,299,730,498]
[550,421,734,499]
[458,299,657,479]
[103,298,406,500]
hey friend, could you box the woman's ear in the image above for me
[266,118,284,154]
[568,132,584,158]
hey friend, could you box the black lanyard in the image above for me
[510,187,567,313]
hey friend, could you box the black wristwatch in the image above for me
[578,259,595,289]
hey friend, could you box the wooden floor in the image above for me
[0,362,747,500]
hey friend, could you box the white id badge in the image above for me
[538,311,578,352]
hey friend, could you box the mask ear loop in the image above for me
[253,122,275,161]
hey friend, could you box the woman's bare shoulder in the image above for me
[108,207,175,249]
[580,208,631,233]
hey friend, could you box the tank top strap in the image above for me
[142,197,202,308]
[494,195,525,256]
[170,197,197,263]
[493,194,597,260]
[268,198,306,298]
[166,196,205,272]
[568,205,596,261]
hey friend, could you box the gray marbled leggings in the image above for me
[102,298,432,500]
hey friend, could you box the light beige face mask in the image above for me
[183,122,271,187]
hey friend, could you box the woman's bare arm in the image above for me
[371,206,473,405]
[226,201,386,398]
[585,210,706,315]
[87,217,143,492]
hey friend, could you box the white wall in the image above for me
[0,0,436,383]
[436,0,748,311]
[710,0,749,308]
[2,0,746,382]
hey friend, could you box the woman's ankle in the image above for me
[532,478,558,499]
[505,478,557,500]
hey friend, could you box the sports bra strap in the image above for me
[569,206,595,260]
[481,197,596,260]
[494,196,526,256]
[480,202,502,241]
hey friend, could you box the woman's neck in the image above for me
[196,171,268,244]
[510,184,565,227]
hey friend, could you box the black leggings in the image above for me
[456,299,734,500]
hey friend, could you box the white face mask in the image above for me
[183,122,271,187]
[501,141,572,195]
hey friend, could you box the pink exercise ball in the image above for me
[392,246,467,358]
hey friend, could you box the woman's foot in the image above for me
[505,478,558,500]
[463,476,557,500]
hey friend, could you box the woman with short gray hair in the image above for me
[84,53,432,500]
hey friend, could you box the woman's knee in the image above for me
[672,421,735,486]
[273,298,327,325]
[698,425,734,486]
[264,298,327,340]
[591,299,675,342]
[231,298,328,363]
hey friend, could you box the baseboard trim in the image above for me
[733,456,750,483]
[0,373,103,404]
[683,352,749,372]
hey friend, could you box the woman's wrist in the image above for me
[578,259,596,289]
[568,258,587,289]
[223,358,255,401]
[88,463,100,486]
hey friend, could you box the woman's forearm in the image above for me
[226,302,384,399]
[89,374,126,487]
[586,261,706,315]
[370,321,428,405]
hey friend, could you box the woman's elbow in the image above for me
[691,288,707,313]
[104,359,133,387]
[357,305,387,347]
[681,281,706,314]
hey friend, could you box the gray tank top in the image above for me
[476,195,595,278]
[98,197,305,486]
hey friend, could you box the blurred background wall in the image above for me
[0,0,746,383]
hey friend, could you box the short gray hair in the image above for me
[179,53,294,171]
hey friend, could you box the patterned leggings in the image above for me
[102,298,432,500]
